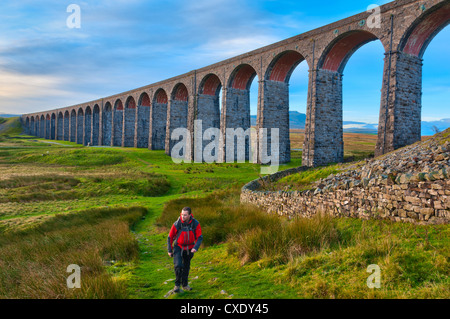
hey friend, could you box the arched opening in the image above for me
[307,30,382,166]
[92,104,100,146]
[224,64,258,163]
[198,74,221,162]
[70,110,76,142]
[340,39,384,161]
[113,99,123,147]
[167,84,188,157]
[64,111,70,141]
[57,112,63,140]
[263,50,307,164]
[77,108,84,144]
[84,106,92,146]
[399,2,450,139]
[137,92,151,148]
[124,96,136,147]
[286,60,309,163]
[421,26,450,135]
[152,89,168,151]
[102,102,113,146]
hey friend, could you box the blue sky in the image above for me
[0,0,448,124]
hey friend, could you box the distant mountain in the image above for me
[250,111,306,129]
[250,111,450,136]
[0,113,20,118]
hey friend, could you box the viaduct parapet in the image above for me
[21,0,450,167]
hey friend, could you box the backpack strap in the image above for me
[173,218,182,245]
[191,219,199,240]
[173,218,199,245]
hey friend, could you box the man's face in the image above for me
[181,210,190,222]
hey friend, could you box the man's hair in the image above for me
[182,207,192,215]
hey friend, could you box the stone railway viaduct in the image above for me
[21,0,450,167]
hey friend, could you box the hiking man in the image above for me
[167,206,203,293]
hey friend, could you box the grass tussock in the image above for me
[0,171,170,204]
[14,148,128,167]
[157,186,341,264]
[157,187,449,298]
[0,206,147,299]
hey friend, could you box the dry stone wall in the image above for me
[241,131,450,225]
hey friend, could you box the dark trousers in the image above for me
[173,245,194,287]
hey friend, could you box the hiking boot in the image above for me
[173,286,180,293]
[182,285,192,291]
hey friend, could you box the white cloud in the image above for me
[0,69,70,99]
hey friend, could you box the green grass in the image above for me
[269,164,341,191]
[1,118,448,299]
[131,186,449,299]
[0,117,23,138]
[0,206,147,298]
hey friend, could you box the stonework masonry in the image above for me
[241,174,449,225]
[21,0,450,168]
[241,130,450,225]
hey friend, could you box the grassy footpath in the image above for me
[129,187,449,299]
[0,119,448,299]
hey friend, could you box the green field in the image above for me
[0,118,448,299]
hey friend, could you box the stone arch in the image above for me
[400,1,450,58]
[64,111,70,141]
[259,50,307,164]
[303,31,383,166]
[57,112,63,140]
[222,64,259,162]
[102,102,113,146]
[70,110,76,142]
[77,108,84,144]
[228,64,258,90]
[318,30,379,73]
[137,92,151,148]
[151,88,168,151]
[379,1,450,156]
[165,83,189,157]
[92,104,100,146]
[85,106,92,146]
[265,50,306,83]
[124,96,137,147]
[197,74,221,161]
[113,99,124,147]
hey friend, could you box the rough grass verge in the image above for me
[0,206,147,299]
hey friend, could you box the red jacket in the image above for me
[167,213,203,253]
